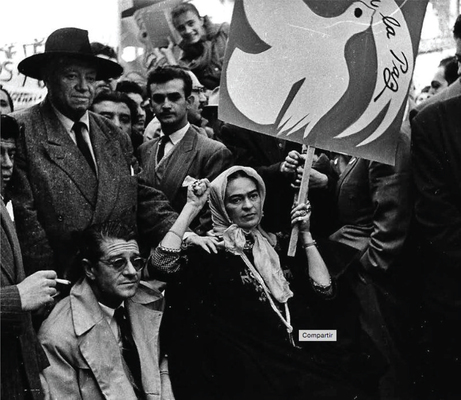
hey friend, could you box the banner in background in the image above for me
[220,0,429,165]
[0,39,47,111]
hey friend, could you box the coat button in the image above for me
[57,215,64,222]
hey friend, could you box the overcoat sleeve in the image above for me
[137,170,178,251]
[411,102,461,264]
[359,130,412,273]
[0,285,23,331]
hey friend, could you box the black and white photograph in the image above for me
[1,1,461,399]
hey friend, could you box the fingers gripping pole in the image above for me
[287,146,315,257]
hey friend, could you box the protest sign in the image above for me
[141,1,182,48]
[120,0,182,81]
[220,0,428,165]
[0,39,47,111]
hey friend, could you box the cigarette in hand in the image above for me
[56,278,71,285]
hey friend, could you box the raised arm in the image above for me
[145,179,213,279]
[292,201,333,295]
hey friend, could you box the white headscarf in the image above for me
[209,166,293,304]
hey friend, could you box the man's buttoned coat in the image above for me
[10,97,176,278]
[1,200,49,399]
[138,125,232,234]
[38,278,169,400]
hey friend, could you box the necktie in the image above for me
[72,122,96,174]
[157,135,170,163]
[114,307,144,398]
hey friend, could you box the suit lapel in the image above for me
[336,157,358,197]
[88,115,122,222]
[40,100,98,206]
[1,201,22,283]
[145,138,161,185]
[72,279,137,399]
[127,290,163,396]
[160,128,198,201]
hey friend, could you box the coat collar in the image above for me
[70,278,163,336]
[336,156,358,195]
[70,278,164,398]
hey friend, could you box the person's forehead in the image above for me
[100,238,139,258]
[126,92,143,105]
[175,11,200,25]
[225,177,258,197]
[93,100,131,115]
[57,58,97,73]
[0,91,8,101]
[150,79,185,95]
[432,67,446,82]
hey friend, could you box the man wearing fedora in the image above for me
[10,27,177,283]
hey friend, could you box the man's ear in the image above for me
[83,259,96,281]
[186,95,194,109]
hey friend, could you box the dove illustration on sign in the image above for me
[226,0,413,146]
[335,0,414,146]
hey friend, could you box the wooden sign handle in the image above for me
[287,146,315,257]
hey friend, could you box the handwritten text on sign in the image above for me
[336,0,413,146]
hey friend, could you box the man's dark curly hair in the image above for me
[147,65,192,99]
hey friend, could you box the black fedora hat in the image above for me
[18,27,123,81]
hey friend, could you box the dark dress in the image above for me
[157,241,385,400]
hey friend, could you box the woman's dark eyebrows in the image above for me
[226,194,243,201]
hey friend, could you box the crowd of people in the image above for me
[1,2,461,400]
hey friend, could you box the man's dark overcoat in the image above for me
[1,200,49,399]
[11,97,176,278]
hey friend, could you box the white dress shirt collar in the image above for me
[159,122,190,159]
[98,302,121,342]
[165,122,190,146]
[51,106,97,174]
[52,105,90,138]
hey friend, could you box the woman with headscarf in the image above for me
[146,166,383,400]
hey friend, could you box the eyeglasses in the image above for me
[100,256,146,272]
[192,86,206,94]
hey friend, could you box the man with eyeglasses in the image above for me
[138,66,232,238]
[38,221,174,400]
[186,71,214,138]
